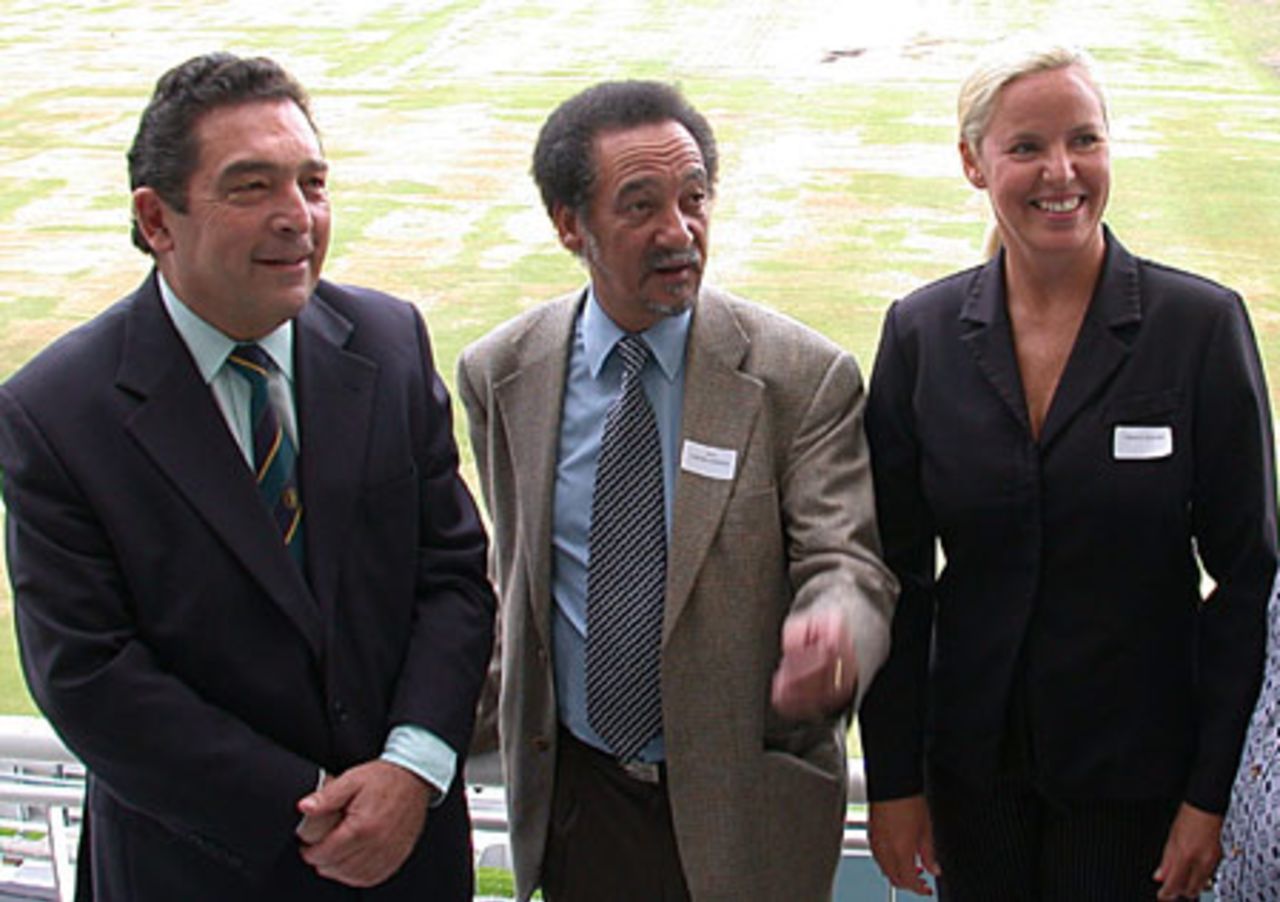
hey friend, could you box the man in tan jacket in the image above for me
[458,80,896,902]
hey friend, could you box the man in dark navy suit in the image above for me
[0,53,494,901]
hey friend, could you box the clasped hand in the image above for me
[296,760,432,887]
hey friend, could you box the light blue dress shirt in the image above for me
[157,274,455,799]
[552,287,690,762]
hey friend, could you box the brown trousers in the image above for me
[540,730,690,902]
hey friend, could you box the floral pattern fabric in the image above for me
[1219,571,1280,899]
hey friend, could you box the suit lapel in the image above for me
[493,294,579,653]
[666,289,763,640]
[960,235,1142,448]
[293,295,376,620]
[959,255,1032,435]
[118,275,322,658]
[1038,235,1141,448]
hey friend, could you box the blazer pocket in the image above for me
[759,742,845,854]
[1105,390,1182,463]
[1105,389,1182,424]
[761,747,844,794]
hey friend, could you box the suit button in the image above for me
[536,646,548,665]
[531,735,550,752]
[333,701,349,723]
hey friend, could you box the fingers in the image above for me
[920,829,942,878]
[870,838,935,895]
[295,807,343,845]
[1154,857,1217,901]
[299,769,358,818]
[296,770,346,845]
[771,643,832,717]
[1153,804,1222,901]
[298,761,431,888]
[771,606,857,719]
[881,855,934,895]
[869,797,937,896]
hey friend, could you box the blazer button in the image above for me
[531,735,550,753]
[333,701,349,723]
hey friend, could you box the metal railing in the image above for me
[0,717,879,900]
[0,717,82,901]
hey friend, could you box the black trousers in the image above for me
[540,729,690,902]
[927,766,1189,901]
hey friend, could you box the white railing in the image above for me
[0,717,873,900]
[0,716,82,901]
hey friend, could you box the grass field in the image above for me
[0,0,1278,716]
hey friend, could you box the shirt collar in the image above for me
[157,271,295,384]
[582,284,690,383]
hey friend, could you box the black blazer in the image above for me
[0,273,495,900]
[859,230,1277,815]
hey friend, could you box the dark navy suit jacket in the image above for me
[0,273,495,900]
[859,230,1277,815]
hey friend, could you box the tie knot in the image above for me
[227,344,275,384]
[615,335,650,379]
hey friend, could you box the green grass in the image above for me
[0,614,34,715]
[476,867,515,897]
[0,0,1279,726]
[476,867,546,899]
[0,180,64,220]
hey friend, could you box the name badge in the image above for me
[681,440,737,481]
[1113,425,1173,460]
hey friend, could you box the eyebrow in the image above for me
[1007,120,1103,140]
[217,157,329,185]
[616,166,708,198]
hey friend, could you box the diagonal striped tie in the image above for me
[226,344,305,569]
[584,334,666,761]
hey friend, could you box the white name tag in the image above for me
[680,440,737,481]
[1113,425,1173,460]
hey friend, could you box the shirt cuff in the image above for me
[381,725,457,807]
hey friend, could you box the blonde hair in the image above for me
[957,42,1108,257]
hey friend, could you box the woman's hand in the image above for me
[1153,802,1222,901]
[869,794,941,896]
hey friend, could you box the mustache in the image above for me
[645,249,702,272]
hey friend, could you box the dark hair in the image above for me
[126,52,316,255]
[531,80,718,218]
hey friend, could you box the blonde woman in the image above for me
[858,44,1277,900]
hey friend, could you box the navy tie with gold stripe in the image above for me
[226,344,304,569]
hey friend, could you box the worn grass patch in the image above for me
[0,0,1279,721]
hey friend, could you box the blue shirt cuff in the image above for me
[381,725,456,807]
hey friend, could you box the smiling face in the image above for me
[554,119,710,333]
[133,99,331,340]
[961,64,1110,268]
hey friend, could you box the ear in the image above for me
[959,141,987,190]
[552,203,584,255]
[132,187,176,254]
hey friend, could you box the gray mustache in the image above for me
[647,250,702,271]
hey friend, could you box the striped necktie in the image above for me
[226,344,305,569]
[584,334,666,760]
